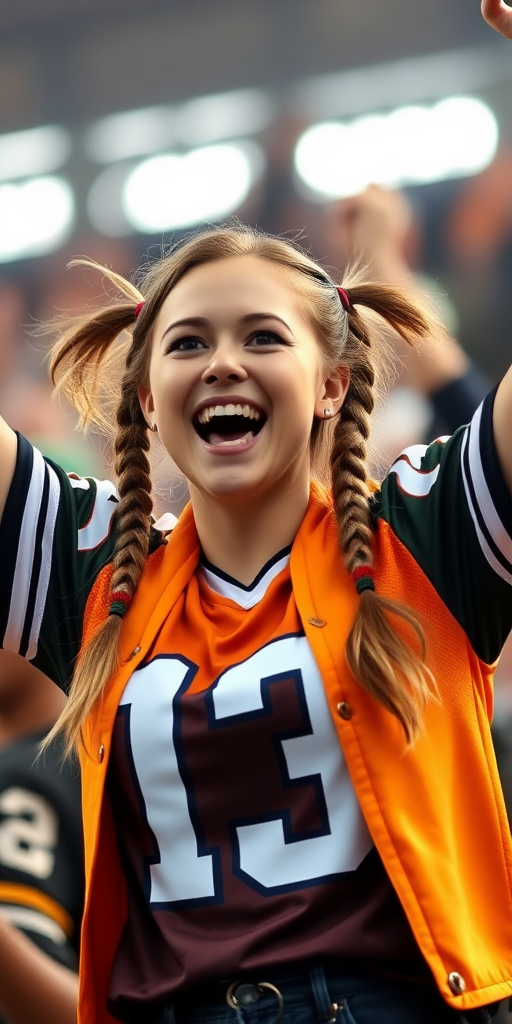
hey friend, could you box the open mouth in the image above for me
[193,402,267,448]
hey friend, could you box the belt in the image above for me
[173,964,340,1024]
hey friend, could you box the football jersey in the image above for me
[0,729,83,970]
[1,389,512,1019]
[106,550,430,1017]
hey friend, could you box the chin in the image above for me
[192,473,273,505]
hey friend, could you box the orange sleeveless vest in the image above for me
[77,483,512,1023]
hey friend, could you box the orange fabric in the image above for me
[77,483,512,1023]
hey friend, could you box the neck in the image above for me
[190,478,310,586]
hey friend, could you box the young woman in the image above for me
[1,8,512,1023]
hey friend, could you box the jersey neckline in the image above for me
[198,545,292,609]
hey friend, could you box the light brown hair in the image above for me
[45,223,441,753]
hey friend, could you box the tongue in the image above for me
[208,430,254,447]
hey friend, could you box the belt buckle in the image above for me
[226,980,284,1023]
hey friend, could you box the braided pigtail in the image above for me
[51,366,153,755]
[331,291,437,744]
[40,266,154,755]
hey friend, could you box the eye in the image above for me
[246,330,287,348]
[165,336,206,354]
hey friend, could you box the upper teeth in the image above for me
[197,404,262,425]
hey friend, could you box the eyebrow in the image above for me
[161,312,292,340]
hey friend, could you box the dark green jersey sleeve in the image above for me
[373,388,512,664]
[0,434,118,691]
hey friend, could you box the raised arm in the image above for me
[325,184,491,443]
[0,416,17,524]
[492,370,512,494]
[481,0,512,37]
[480,0,512,489]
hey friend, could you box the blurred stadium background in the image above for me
[1,0,512,501]
[0,0,511,499]
[1,0,512,380]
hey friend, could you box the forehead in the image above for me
[154,255,311,334]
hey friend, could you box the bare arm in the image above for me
[0,914,78,1024]
[481,0,512,37]
[480,3,512,488]
[0,416,17,524]
[326,185,471,394]
[492,368,512,494]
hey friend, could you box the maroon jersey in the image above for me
[106,552,429,1019]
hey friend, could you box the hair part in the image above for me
[43,223,444,754]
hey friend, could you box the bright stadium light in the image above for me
[85,89,274,166]
[0,126,72,182]
[175,89,274,146]
[122,142,263,233]
[294,96,499,199]
[430,96,499,176]
[85,107,176,164]
[87,163,135,237]
[295,122,368,200]
[0,177,74,262]
[382,106,438,184]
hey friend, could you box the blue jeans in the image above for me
[155,964,497,1024]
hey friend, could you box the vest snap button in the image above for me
[337,701,353,721]
[98,743,105,764]
[447,972,466,995]
[127,646,141,661]
[308,617,325,627]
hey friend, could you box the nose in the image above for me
[201,342,248,386]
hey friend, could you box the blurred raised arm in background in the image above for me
[324,184,490,437]
[0,653,82,1024]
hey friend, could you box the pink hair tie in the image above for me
[350,565,375,595]
[134,301,144,320]
[337,286,351,312]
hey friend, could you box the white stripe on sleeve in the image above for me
[26,463,61,660]
[4,451,61,654]
[461,405,512,584]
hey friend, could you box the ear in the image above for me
[314,366,350,420]
[138,384,155,430]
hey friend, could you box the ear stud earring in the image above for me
[150,422,158,432]
[324,408,334,418]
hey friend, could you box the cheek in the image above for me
[276,362,322,414]
[150,366,183,417]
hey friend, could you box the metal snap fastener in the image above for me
[308,617,326,627]
[227,982,261,1008]
[98,743,105,763]
[337,701,353,720]
[127,646,141,661]
[447,972,466,995]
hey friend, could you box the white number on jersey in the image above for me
[0,787,58,878]
[389,439,449,498]
[68,476,118,552]
[120,635,372,907]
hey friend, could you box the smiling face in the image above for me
[138,255,349,509]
